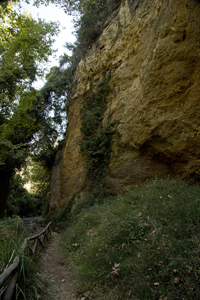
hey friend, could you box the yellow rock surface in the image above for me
[51,0,200,210]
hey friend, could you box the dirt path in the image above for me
[39,232,82,300]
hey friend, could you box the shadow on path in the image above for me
[39,232,79,300]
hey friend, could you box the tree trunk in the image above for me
[0,169,11,217]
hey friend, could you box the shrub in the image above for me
[7,174,41,217]
[73,0,121,59]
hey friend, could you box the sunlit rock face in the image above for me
[50,0,200,211]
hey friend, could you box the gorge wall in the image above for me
[50,0,200,212]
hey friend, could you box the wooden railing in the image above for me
[0,222,52,300]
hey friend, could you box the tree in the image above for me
[0,2,59,216]
[32,0,120,14]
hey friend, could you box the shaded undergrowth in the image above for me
[0,216,48,299]
[60,178,200,299]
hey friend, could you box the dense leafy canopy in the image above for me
[0,3,59,135]
[0,2,60,215]
[32,0,108,14]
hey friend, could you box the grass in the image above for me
[60,178,200,299]
[0,216,48,299]
[0,216,25,272]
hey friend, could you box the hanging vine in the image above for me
[79,70,118,193]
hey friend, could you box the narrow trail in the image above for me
[39,232,81,300]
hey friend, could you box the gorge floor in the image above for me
[39,232,81,300]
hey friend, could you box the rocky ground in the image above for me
[22,216,45,233]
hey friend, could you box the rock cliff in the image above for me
[50,0,200,211]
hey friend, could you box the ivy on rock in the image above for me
[79,70,118,194]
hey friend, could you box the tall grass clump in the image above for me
[0,216,46,299]
[0,216,25,270]
[61,178,200,299]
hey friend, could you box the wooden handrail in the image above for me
[27,222,51,241]
[0,222,52,300]
[0,257,20,287]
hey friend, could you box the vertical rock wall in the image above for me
[50,0,200,211]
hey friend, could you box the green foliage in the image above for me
[0,216,27,271]
[73,0,110,52]
[49,195,76,230]
[23,158,51,194]
[0,216,47,299]
[7,174,41,217]
[0,138,26,169]
[33,0,121,15]
[64,0,121,66]
[32,0,121,102]
[20,153,65,218]
[32,141,63,171]
[16,252,43,300]
[0,3,60,215]
[61,178,200,299]
[0,4,59,105]
[42,65,73,101]
[38,65,72,138]
[79,71,118,191]
[0,4,60,144]
[50,191,104,230]
[0,0,121,215]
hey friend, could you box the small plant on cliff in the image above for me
[79,70,118,194]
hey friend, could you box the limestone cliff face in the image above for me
[51,0,200,210]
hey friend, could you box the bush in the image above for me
[7,174,41,217]
[74,0,121,56]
